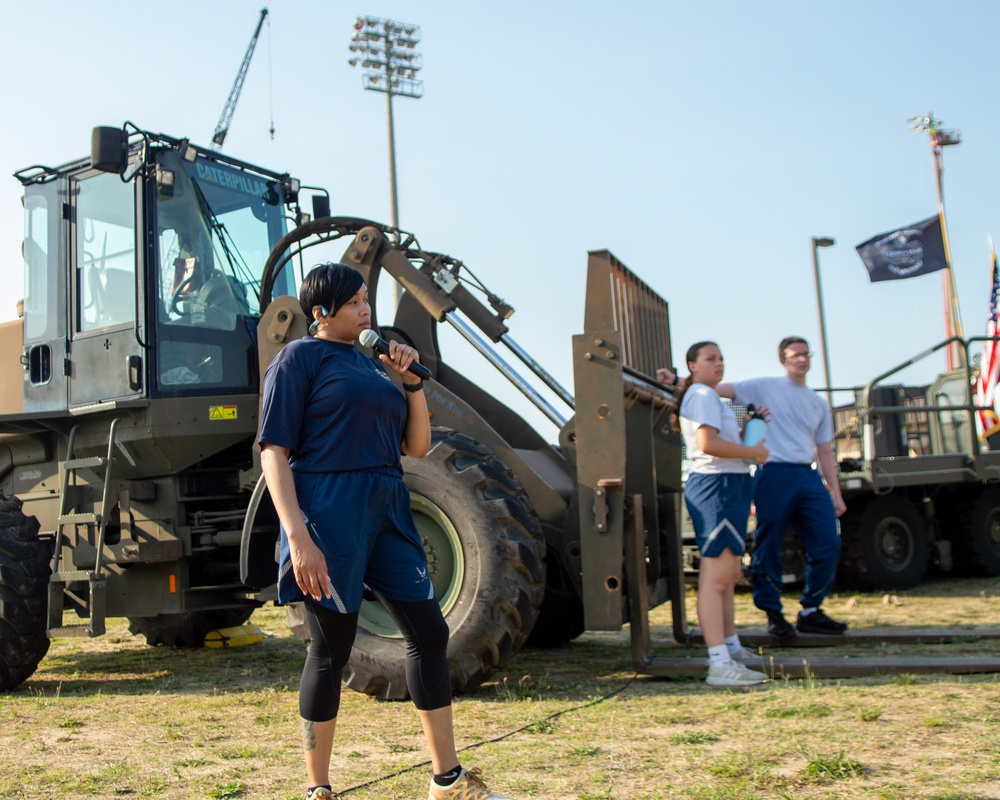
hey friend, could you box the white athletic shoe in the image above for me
[728,646,764,667]
[705,660,768,687]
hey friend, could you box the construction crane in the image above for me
[211,7,271,151]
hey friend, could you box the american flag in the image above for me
[975,247,1000,439]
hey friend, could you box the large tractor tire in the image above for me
[945,486,1000,577]
[525,555,584,647]
[128,606,256,647]
[0,491,52,691]
[839,496,929,590]
[344,429,546,700]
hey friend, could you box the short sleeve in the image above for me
[259,348,310,455]
[680,385,724,431]
[815,396,835,445]
[731,378,762,408]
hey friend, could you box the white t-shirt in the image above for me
[679,383,747,474]
[732,376,833,464]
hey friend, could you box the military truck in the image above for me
[828,347,1000,589]
[0,124,682,695]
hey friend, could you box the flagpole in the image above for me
[935,140,965,367]
[938,208,965,367]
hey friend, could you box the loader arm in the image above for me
[250,218,577,593]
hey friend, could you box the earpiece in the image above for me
[309,306,331,332]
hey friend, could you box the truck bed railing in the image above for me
[823,336,1000,473]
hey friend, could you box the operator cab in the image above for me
[151,145,289,395]
[13,126,299,415]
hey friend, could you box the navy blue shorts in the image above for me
[684,472,752,557]
[277,467,436,613]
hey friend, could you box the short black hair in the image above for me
[778,336,808,360]
[299,263,365,322]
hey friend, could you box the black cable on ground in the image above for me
[337,672,641,796]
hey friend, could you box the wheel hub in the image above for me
[357,492,465,639]
[876,517,913,569]
[987,513,1000,552]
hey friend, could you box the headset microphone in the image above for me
[359,329,433,380]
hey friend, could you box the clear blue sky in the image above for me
[2,1,998,436]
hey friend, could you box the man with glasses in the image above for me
[718,336,848,639]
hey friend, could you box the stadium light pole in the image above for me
[909,112,964,369]
[811,236,836,409]
[349,16,423,309]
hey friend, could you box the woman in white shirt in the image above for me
[678,341,770,687]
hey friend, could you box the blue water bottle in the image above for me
[743,404,767,465]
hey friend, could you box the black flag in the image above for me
[855,215,948,282]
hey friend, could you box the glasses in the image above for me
[784,351,814,360]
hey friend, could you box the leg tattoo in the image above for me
[302,718,316,752]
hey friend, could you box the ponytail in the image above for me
[674,340,717,410]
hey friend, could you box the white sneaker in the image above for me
[728,646,763,667]
[706,660,768,687]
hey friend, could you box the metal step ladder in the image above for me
[47,418,121,638]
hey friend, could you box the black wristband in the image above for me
[402,380,425,393]
[671,372,679,386]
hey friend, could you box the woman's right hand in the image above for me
[261,444,332,602]
[748,440,769,464]
[289,535,332,601]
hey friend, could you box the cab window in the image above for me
[76,173,136,332]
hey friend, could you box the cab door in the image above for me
[68,171,144,407]
[20,178,69,413]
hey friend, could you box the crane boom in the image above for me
[211,7,269,151]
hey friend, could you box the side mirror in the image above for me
[91,126,126,173]
[312,194,331,220]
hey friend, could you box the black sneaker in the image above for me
[796,608,848,635]
[766,611,797,640]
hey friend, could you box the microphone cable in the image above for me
[334,671,641,795]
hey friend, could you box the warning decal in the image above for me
[209,405,238,420]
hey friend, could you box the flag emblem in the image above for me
[855,215,948,282]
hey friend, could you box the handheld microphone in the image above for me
[360,329,433,380]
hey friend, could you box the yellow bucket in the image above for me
[203,622,265,649]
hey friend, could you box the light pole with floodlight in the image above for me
[811,236,835,409]
[349,15,423,306]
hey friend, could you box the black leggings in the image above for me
[299,597,451,721]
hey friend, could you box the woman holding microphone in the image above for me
[259,263,513,800]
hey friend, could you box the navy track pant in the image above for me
[751,463,840,614]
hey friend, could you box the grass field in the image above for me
[1,577,998,800]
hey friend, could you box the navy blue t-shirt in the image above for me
[258,336,408,473]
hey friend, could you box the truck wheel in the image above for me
[127,607,256,647]
[839,496,929,590]
[344,429,546,700]
[953,487,1000,576]
[0,491,52,691]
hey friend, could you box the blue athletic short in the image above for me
[684,472,752,558]
[277,467,436,613]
